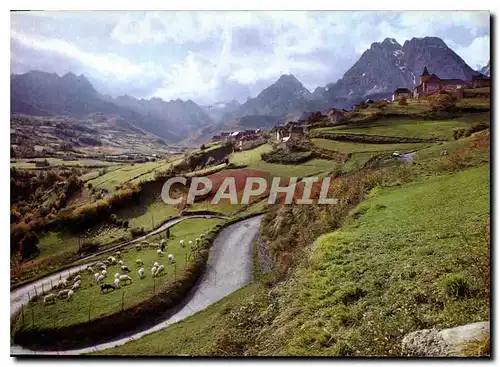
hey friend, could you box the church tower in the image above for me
[419,67,430,85]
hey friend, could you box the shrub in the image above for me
[398,96,408,106]
[78,240,100,255]
[428,91,456,111]
[442,274,471,298]
[200,144,206,151]
[130,227,146,238]
[374,100,388,109]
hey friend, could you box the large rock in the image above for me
[401,321,490,356]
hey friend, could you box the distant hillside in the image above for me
[201,100,241,122]
[11,71,213,143]
[480,61,490,76]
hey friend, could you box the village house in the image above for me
[392,88,412,101]
[413,67,469,98]
[472,74,491,88]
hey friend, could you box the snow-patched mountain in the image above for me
[480,61,490,76]
[320,37,479,106]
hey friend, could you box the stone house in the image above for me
[472,74,491,88]
[392,88,412,101]
[413,67,469,98]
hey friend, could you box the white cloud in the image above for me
[448,35,490,69]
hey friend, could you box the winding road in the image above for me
[11,214,263,355]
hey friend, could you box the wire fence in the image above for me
[20,243,211,330]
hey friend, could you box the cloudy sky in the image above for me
[11,11,490,105]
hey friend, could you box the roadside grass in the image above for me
[91,281,264,355]
[314,112,490,141]
[230,145,334,177]
[267,165,490,356]
[114,185,180,231]
[15,218,224,331]
[185,201,242,216]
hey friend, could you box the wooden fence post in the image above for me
[50,280,53,289]
[121,291,125,311]
[21,304,24,324]
[33,286,37,298]
[31,308,35,328]
[41,283,44,295]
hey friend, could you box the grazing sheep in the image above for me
[86,266,94,274]
[100,283,115,293]
[136,259,144,266]
[118,260,124,266]
[153,262,159,268]
[116,251,121,257]
[100,264,107,271]
[94,273,101,281]
[95,261,104,268]
[180,239,185,248]
[168,254,175,264]
[113,278,120,289]
[160,239,166,245]
[56,280,67,289]
[73,275,81,282]
[441,150,448,156]
[72,282,80,291]
[154,265,165,277]
[44,293,56,304]
[138,267,145,279]
[108,256,117,265]
[57,289,70,298]
[157,249,164,257]
[114,272,120,279]
[188,240,193,248]
[101,270,107,277]
[96,274,105,283]
[121,265,131,272]
[135,244,142,251]
[196,237,201,243]
[200,233,205,239]
[118,274,133,283]
[66,290,74,301]
[151,266,157,277]
[102,259,110,266]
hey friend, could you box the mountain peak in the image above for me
[276,74,301,84]
[382,37,401,47]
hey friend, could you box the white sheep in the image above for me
[114,272,120,279]
[73,275,81,282]
[113,278,120,289]
[95,261,104,268]
[200,233,205,239]
[160,239,166,245]
[101,270,107,277]
[188,240,193,248]
[138,267,145,279]
[154,265,165,277]
[118,274,132,283]
[136,259,144,266]
[116,251,121,257]
[57,289,70,298]
[135,244,142,251]
[67,290,74,301]
[108,256,117,265]
[195,237,201,244]
[72,281,80,291]
[86,266,94,274]
[121,265,131,272]
[94,273,100,281]
[56,279,67,289]
[100,264,107,271]
[96,274,105,283]
[153,261,159,268]
[151,266,157,277]
[180,239,185,248]
[44,293,56,304]
[168,254,175,264]
[157,249,164,257]
[102,259,110,266]
[118,260,124,266]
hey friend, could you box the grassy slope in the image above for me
[230,144,334,177]
[10,158,121,169]
[16,218,224,330]
[315,113,490,140]
[273,165,489,356]
[312,139,431,154]
[96,132,490,356]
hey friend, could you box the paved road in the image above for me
[10,214,225,319]
[11,215,263,355]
